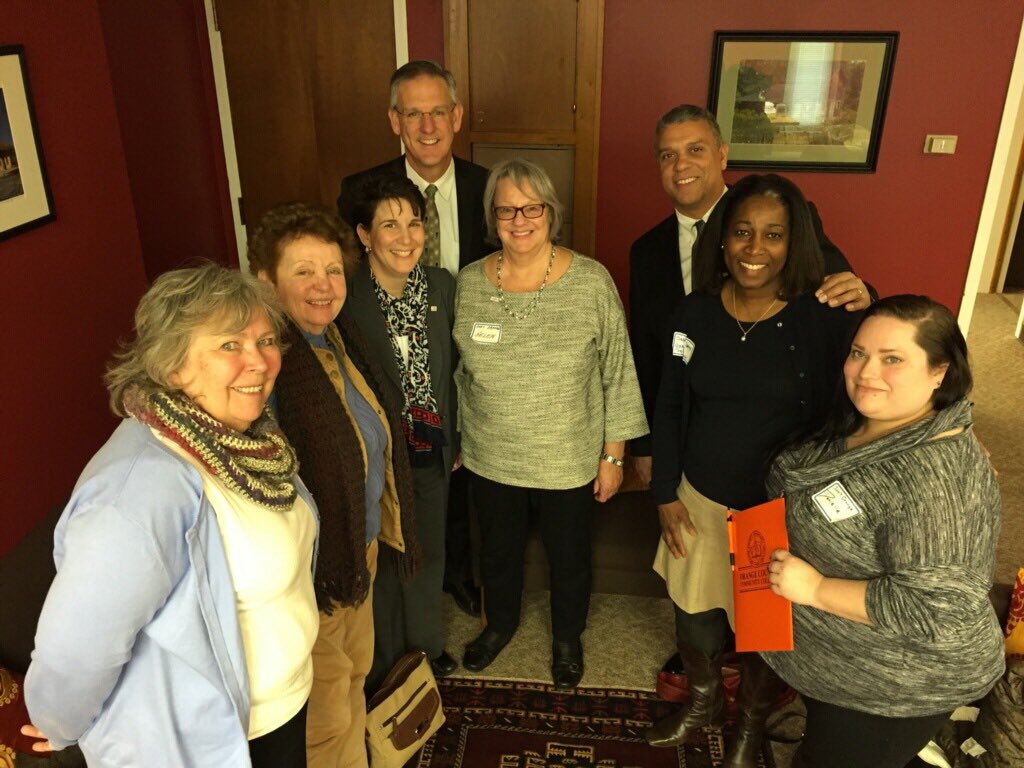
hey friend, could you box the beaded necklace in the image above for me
[495,245,555,321]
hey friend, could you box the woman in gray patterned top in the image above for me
[453,158,648,689]
[764,295,1004,768]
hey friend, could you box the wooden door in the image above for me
[214,0,398,229]
[444,0,603,256]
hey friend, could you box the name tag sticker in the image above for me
[672,332,695,363]
[430,305,438,312]
[811,481,864,523]
[471,322,501,344]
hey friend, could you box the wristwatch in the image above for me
[600,452,625,468]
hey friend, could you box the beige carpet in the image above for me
[440,292,1023,767]
[969,292,1024,586]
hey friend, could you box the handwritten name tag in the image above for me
[672,332,695,363]
[811,481,863,523]
[471,322,501,344]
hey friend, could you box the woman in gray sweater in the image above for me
[453,158,647,689]
[764,295,1004,768]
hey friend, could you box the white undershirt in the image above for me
[394,334,409,365]
[676,187,727,294]
[406,158,460,277]
[154,430,318,739]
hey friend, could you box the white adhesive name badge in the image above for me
[471,322,502,344]
[811,481,864,523]
[672,332,695,363]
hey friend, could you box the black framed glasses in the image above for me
[392,104,456,124]
[493,204,547,220]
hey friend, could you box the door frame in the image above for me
[443,0,604,259]
[958,13,1024,336]
[204,0,249,269]
[203,0,409,273]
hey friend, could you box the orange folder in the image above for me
[727,498,793,652]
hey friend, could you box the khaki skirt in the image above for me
[652,477,734,628]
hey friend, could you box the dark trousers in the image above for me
[470,472,593,641]
[368,455,449,693]
[444,465,473,584]
[674,604,732,656]
[248,701,307,768]
[800,695,951,768]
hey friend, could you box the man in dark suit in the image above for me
[338,60,488,622]
[629,104,871,486]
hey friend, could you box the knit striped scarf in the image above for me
[124,385,298,511]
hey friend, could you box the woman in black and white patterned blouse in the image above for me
[345,174,460,688]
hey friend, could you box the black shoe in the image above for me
[662,652,684,675]
[444,579,482,616]
[463,627,513,672]
[551,638,584,690]
[430,650,458,678]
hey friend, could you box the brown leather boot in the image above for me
[645,643,725,747]
[723,652,788,767]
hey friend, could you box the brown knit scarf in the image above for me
[274,314,418,611]
[123,385,298,511]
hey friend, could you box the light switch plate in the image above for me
[924,135,958,154]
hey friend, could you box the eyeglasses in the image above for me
[392,104,456,124]
[493,204,547,220]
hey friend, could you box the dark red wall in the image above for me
[597,1,1024,312]
[406,0,446,64]
[1,3,147,556]
[97,0,237,278]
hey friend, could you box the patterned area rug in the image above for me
[416,678,775,767]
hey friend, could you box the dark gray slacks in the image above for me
[367,456,449,693]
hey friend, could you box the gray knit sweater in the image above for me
[453,253,648,489]
[762,399,1005,717]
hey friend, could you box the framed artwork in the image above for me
[0,45,54,240]
[708,31,899,172]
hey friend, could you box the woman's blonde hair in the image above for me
[105,263,285,416]
[483,157,565,245]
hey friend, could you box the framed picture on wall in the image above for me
[708,31,898,172]
[0,45,55,240]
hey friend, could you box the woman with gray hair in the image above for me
[453,157,647,688]
[24,263,319,767]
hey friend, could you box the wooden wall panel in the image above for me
[217,0,396,225]
[467,0,577,133]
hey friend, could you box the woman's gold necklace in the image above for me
[495,245,555,321]
[731,282,778,342]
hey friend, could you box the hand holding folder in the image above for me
[727,498,794,652]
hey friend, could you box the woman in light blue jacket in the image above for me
[24,264,319,768]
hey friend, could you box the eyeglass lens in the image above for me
[399,106,453,123]
[494,204,546,220]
